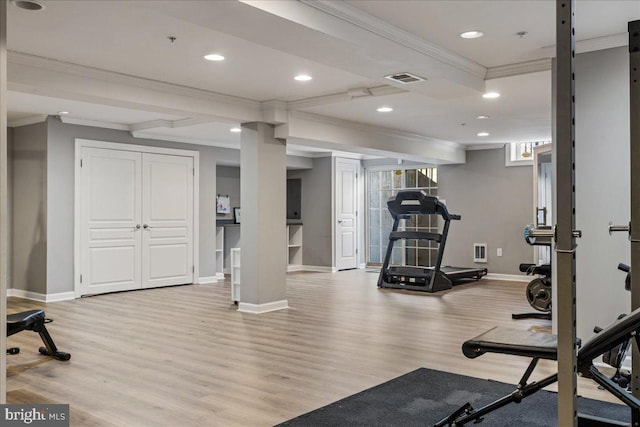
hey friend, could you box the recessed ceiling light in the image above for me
[230,127,241,133]
[460,31,483,39]
[58,111,69,115]
[294,74,312,81]
[482,92,500,99]
[11,0,45,11]
[476,115,489,119]
[477,132,490,137]
[204,54,225,61]
[376,107,393,113]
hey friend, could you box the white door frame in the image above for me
[332,156,361,270]
[74,139,200,297]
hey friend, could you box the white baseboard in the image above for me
[287,264,304,272]
[7,288,76,302]
[197,276,220,285]
[300,265,337,273]
[484,273,530,282]
[216,272,225,280]
[359,263,367,269]
[238,300,289,314]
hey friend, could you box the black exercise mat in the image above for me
[277,368,630,426]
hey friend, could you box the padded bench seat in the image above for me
[438,308,640,426]
[462,326,558,360]
[6,309,70,361]
[7,309,45,337]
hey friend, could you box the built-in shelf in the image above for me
[287,224,303,271]
[231,248,241,304]
[215,226,224,279]
[229,224,303,303]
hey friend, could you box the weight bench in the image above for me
[436,307,640,426]
[7,310,70,361]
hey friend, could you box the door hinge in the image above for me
[80,274,83,283]
[80,159,83,167]
[192,265,195,273]
[193,168,195,176]
[356,248,358,255]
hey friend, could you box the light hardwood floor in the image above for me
[6,270,621,426]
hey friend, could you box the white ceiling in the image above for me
[6,0,640,161]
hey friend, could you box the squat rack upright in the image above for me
[533,3,640,425]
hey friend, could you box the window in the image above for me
[506,140,551,166]
[367,167,438,267]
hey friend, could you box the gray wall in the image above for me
[217,164,334,271]
[217,166,241,222]
[288,156,333,267]
[573,46,630,341]
[216,165,242,272]
[45,117,233,293]
[438,148,534,275]
[7,127,12,290]
[10,122,48,293]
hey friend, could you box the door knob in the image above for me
[143,224,151,229]
[134,224,141,230]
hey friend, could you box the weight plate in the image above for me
[526,278,552,312]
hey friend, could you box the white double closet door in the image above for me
[79,145,194,296]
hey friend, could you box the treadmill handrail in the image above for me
[389,231,442,242]
[386,190,461,221]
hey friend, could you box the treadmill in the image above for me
[377,190,487,293]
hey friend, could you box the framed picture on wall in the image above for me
[216,195,230,214]
[233,207,241,224]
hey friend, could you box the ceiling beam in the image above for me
[278,111,465,165]
[7,51,465,164]
[8,52,263,123]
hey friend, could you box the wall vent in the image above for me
[384,72,426,84]
[473,243,488,263]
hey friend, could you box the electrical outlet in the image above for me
[497,248,503,257]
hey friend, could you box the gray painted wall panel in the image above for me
[288,157,333,267]
[10,122,47,293]
[7,126,11,289]
[438,148,534,275]
[217,166,241,223]
[216,166,241,272]
[574,47,630,341]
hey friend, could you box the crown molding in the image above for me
[8,114,47,128]
[131,130,240,150]
[8,51,261,112]
[300,0,486,79]
[540,32,628,58]
[466,143,505,151]
[485,58,552,80]
[287,85,406,111]
[285,147,329,158]
[129,117,213,132]
[60,116,129,131]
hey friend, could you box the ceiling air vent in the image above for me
[384,72,426,84]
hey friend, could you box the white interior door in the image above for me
[142,153,194,288]
[335,158,359,270]
[79,145,195,296]
[80,147,142,295]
